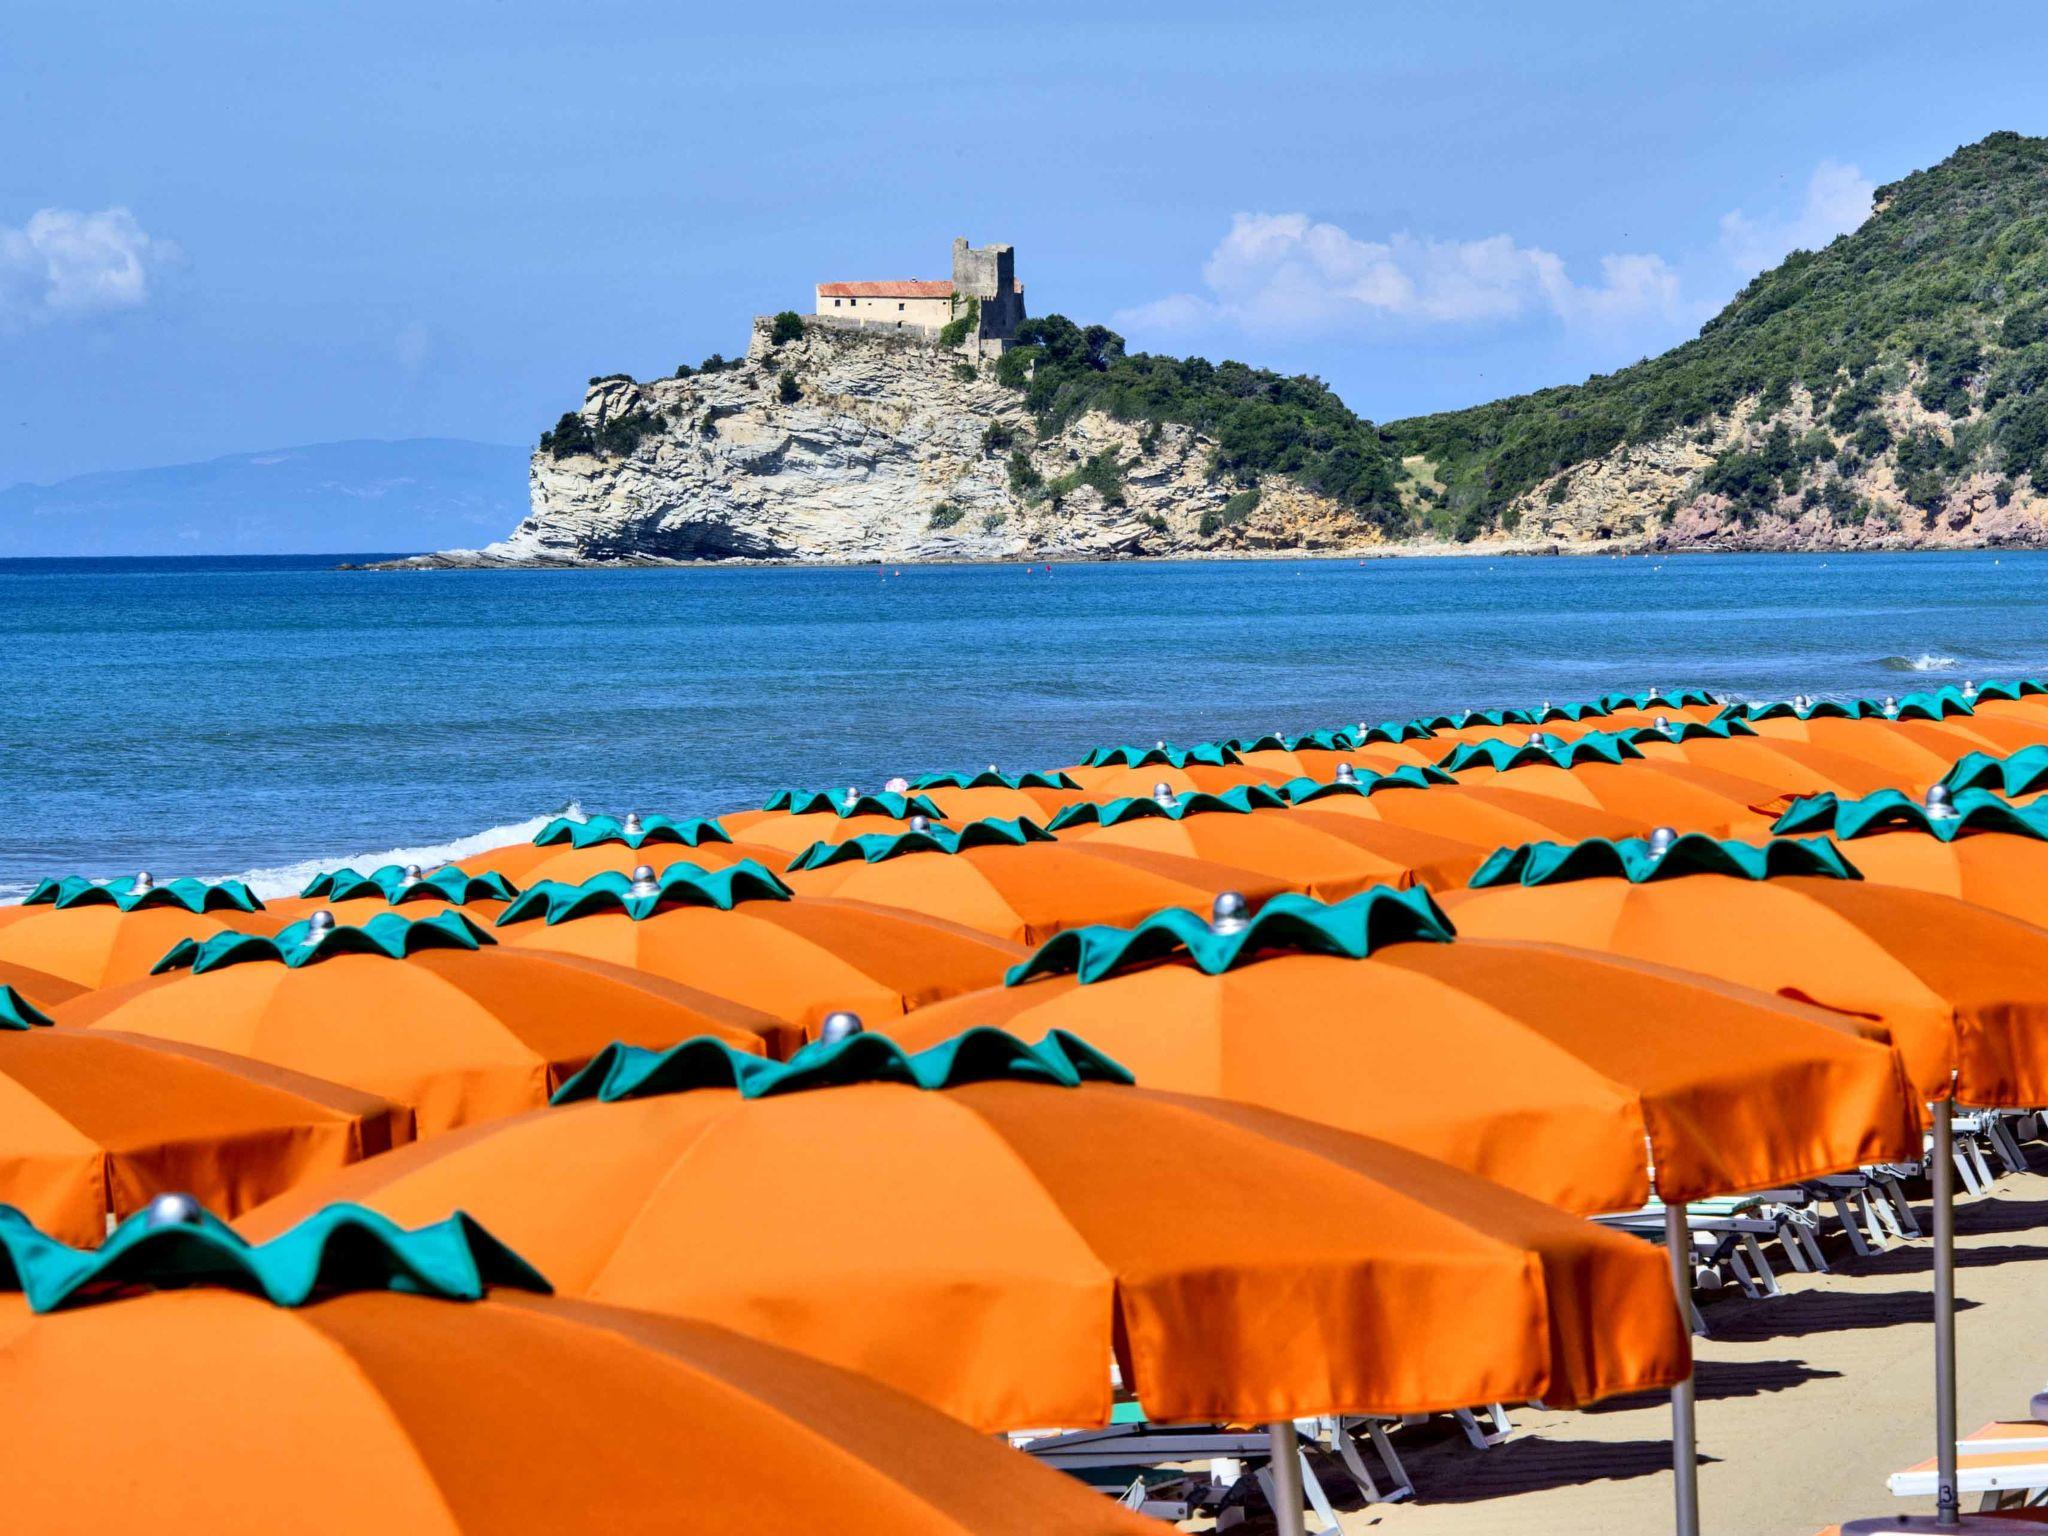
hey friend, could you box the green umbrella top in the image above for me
[1437,731,1644,773]
[1079,741,1243,769]
[1006,886,1457,986]
[554,1025,1133,1106]
[759,788,948,819]
[1349,718,1439,743]
[1773,787,2048,843]
[786,817,1055,871]
[1531,700,1613,723]
[1598,687,1717,711]
[532,812,731,849]
[1226,728,1350,753]
[1942,744,2048,797]
[1470,830,1861,888]
[1411,706,1539,731]
[0,1197,549,1314]
[1281,763,1456,804]
[494,860,792,925]
[1962,677,2047,702]
[1721,695,1884,722]
[299,863,519,905]
[1616,716,1759,744]
[152,910,494,976]
[907,768,1079,790]
[1046,783,1287,830]
[0,986,53,1031]
[22,874,263,915]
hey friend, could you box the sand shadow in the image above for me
[1703,1288,1980,1343]
[1379,1435,1703,1502]
[1835,1240,2048,1279]
[1581,1356,1844,1414]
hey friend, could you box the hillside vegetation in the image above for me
[1390,130,2048,539]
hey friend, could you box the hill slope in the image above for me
[0,439,529,557]
[1388,130,2048,548]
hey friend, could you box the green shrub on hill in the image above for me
[1388,132,2048,523]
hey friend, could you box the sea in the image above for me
[4,549,2046,902]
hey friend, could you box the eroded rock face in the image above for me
[389,321,1388,567]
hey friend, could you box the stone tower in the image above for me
[951,238,1026,342]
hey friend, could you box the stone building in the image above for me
[812,238,1026,347]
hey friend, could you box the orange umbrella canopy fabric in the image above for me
[1442,870,2048,1106]
[58,917,771,1136]
[783,838,1233,944]
[0,903,259,990]
[497,896,1022,1049]
[0,1206,1147,1536]
[243,1031,1690,1433]
[0,1026,411,1244]
[897,909,1921,1217]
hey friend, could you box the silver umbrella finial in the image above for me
[1334,762,1357,784]
[303,909,336,944]
[1646,826,1678,858]
[1926,783,1957,819]
[628,864,659,896]
[907,814,931,834]
[1210,891,1250,935]
[818,1010,864,1045]
[143,1191,205,1230]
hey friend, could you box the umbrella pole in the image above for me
[1933,1095,1960,1528]
[1664,1203,1701,1536]
[1266,1421,1307,1536]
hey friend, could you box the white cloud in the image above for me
[1718,159,1875,276]
[1117,211,1693,341]
[0,207,176,328]
[1116,158,1875,354]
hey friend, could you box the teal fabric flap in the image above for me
[1727,697,1883,721]
[0,986,53,1030]
[1619,717,1758,743]
[299,864,520,904]
[1437,732,1644,773]
[1281,764,1456,803]
[786,817,1055,871]
[494,860,793,926]
[1533,700,1612,723]
[551,1025,1133,1105]
[0,1200,549,1314]
[1006,886,1457,986]
[1080,741,1243,769]
[908,768,1079,789]
[1350,718,1438,743]
[152,909,495,975]
[1598,687,1716,710]
[22,875,264,914]
[1047,783,1287,830]
[1773,787,2048,842]
[531,813,731,849]
[1470,833,1861,887]
[1966,678,2048,702]
[1943,744,2048,797]
[758,789,948,819]
[1412,707,1538,731]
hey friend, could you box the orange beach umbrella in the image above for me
[59,915,772,1136]
[242,1031,1690,1435]
[497,896,1022,1051]
[897,914,1922,1218]
[1442,871,2048,1106]
[0,1220,1150,1536]
[0,902,259,991]
[0,1026,410,1244]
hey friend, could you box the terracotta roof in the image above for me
[816,279,1026,298]
[817,280,954,298]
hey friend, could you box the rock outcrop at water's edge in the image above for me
[379,320,1390,568]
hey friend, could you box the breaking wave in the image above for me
[207,803,579,901]
[1875,652,1960,673]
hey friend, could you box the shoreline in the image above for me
[347,530,2048,571]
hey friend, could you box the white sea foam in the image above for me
[1876,652,1960,673]
[205,805,576,900]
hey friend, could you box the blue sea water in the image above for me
[4,549,2048,900]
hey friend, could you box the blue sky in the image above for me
[4,0,2046,485]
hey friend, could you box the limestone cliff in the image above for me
[396,320,1381,567]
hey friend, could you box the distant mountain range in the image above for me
[0,438,529,557]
